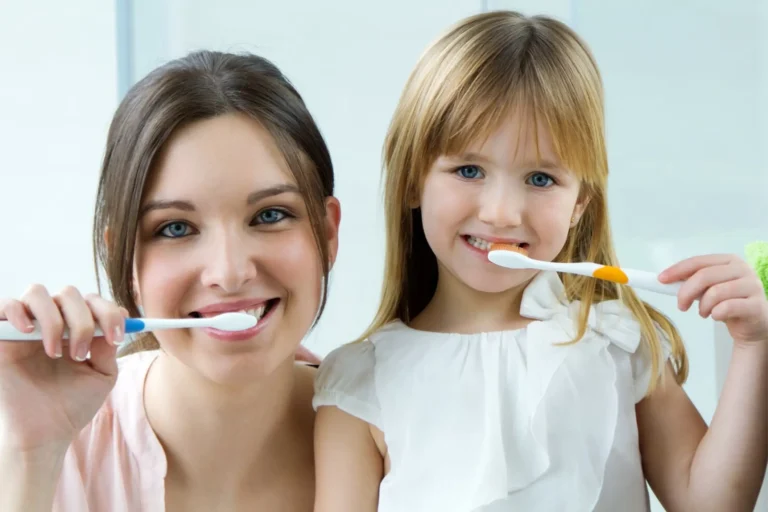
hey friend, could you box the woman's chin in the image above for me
[179,348,288,387]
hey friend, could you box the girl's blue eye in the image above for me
[456,165,483,179]
[159,222,192,238]
[256,209,287,224]
[528,172,554,188]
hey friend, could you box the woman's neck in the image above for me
[411,265,534,334]
[143,352,314,494]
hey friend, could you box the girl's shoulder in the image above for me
[312,337,381,427]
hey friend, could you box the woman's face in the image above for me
[133,113,340,384]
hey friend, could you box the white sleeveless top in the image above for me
[313,271,670,512]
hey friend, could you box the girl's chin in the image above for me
[461,271,538,294]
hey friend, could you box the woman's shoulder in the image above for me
[55,350,163,508]
[93,348,159,430]
[73,349,159,456]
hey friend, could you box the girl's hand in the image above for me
[659,254,768,346]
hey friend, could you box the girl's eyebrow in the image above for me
[446,152,563,170]
[139,184,300,218]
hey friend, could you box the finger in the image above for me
[86,335,118,377]
[698,278,755,318]
[710,297,765,323]
[0,298,35,332]
[84,294,126,347]
[55,286,98,362]
[676,263,744,311]
[295,345,321,365]
[83,295,124,377]
[21,285,64,358]
[659,254,736,283]
[0,299,40,360]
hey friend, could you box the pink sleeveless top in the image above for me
[53,350,167,512]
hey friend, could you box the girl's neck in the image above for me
[410,265,534,334]
[143,352,314,493]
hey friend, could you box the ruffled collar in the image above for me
[385,271,642,354]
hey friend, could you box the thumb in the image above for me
[87,337,118,377]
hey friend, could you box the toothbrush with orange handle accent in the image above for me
[487,243,683,296]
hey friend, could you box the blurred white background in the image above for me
[1,0,766,509]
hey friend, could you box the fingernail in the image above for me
[54,348,62,358]
[26,324,35,331]
[114,325,124,345]
[74,344,89,362]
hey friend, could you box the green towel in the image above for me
[745,241,768,299]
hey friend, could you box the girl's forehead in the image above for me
[431,113,563,168]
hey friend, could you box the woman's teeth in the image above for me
[196,303,270,321]
[247,305,267,320]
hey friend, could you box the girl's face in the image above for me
[419,110,588,294]
[134,113,339,384]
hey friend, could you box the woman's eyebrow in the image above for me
[246,184,300,204]
[139,184,301,218]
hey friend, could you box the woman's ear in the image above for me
[131,256,142,308]
[324,196,342,270]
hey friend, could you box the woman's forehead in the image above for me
[143,114,297,202]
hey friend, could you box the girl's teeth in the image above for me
[467,236,491,251]
[466,236,524,252]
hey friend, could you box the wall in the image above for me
[0,0,118,298]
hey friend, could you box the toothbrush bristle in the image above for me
[489,243,528,255]
[212,312,258,331]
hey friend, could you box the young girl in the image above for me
[0,51,340,511]
[312,11,768,512]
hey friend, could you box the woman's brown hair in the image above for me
[92,50,335,354]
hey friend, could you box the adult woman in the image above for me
[0,50,340,511]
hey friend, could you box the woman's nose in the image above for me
[199,230,258,293]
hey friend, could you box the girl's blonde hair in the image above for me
[361,11,687,395]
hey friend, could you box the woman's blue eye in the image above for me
[528,172,554,188]
[159,222,192,238]
[456,165,483,179]
[256,209,287,224]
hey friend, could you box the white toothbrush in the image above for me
[487,244,682,296]
[0,312,258,341]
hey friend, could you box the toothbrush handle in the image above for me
[623,269,682,296]
[0,318,146,341]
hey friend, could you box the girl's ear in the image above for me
[570,193,591,227]
[408,182,422,209]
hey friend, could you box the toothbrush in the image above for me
[487,244,682,296]
[0,312,257,341]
